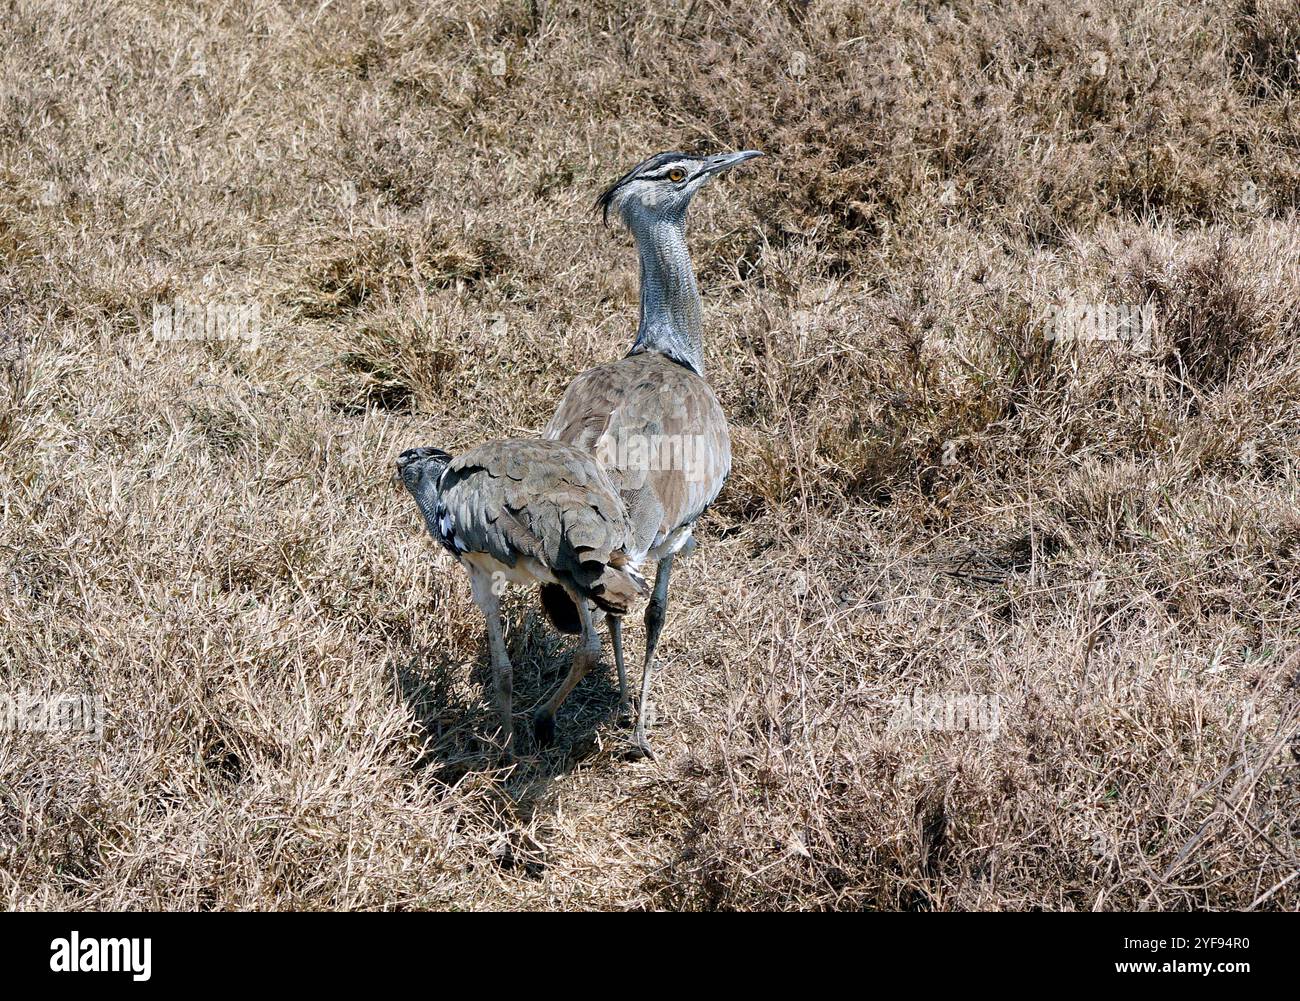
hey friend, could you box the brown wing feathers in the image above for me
[543,352,731,555]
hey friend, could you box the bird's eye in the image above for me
[667,168,686,183]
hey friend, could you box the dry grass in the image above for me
[1,0,1298,910]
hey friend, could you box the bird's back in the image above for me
[543,352,731,559]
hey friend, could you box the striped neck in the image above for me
[628,215,704,376]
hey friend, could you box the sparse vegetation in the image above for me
[0,0,1297,910]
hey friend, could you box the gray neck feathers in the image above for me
[627,213,704,376]
[404,458,452,543]
[414,478,443,539]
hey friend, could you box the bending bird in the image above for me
[397,440,646,755]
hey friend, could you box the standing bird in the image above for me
[542,150,763,757]
[397,440,646,756]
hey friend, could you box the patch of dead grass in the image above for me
[0,0,1296,910]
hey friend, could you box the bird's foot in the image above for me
[492,730,516,767]
[627,728,656,761]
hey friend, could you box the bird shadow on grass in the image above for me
[392,602,635,866]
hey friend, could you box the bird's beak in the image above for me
[702,150,765,177]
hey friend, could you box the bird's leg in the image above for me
[633,554,674,759]
[469,567,513,758]
[607,613,630,724]
[533,593,600,749]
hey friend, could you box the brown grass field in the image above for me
[1,0,1298,910]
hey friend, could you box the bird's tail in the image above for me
[586,557,648,617]
[539,558,648,631]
